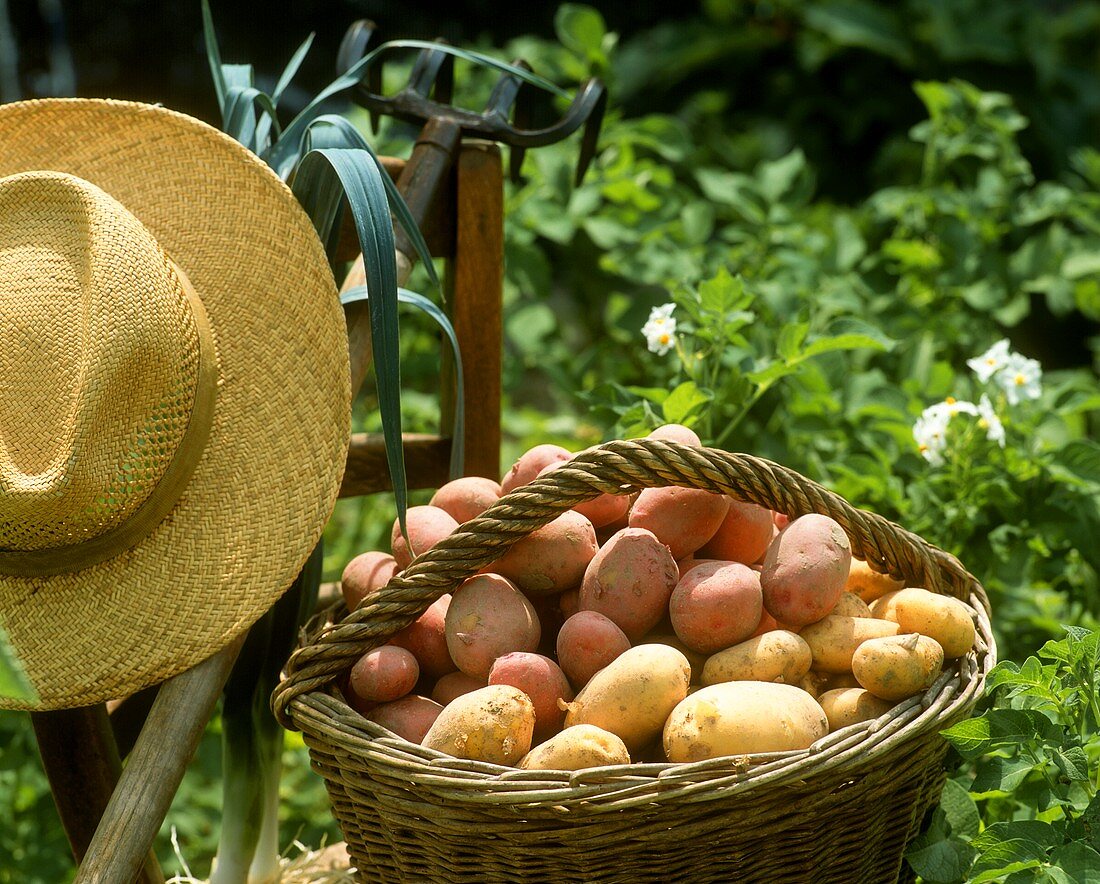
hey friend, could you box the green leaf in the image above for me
[342,286,465,482]
[757,149,807,203]
[972,821,1061,854]
[1051,843,1100,883]
[201,0,227,111]
[799,332,887,360]
[1053,747,1090,782]
[803,0,913,64]
[1054,440,1100,486]
[969,838,1046,883]
[0,624,36,704]
[778,322,810,362]
[662,381,710,425]
[1067,794,1100,852]
[943,710,1060,758]
[970,756,1038,796]
[555,4,606,57]
[906,836,975,883]
[940,778,981,839]
[1062,252,1100,280]
[292,148,406,533]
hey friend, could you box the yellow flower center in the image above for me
[1014,373,1025,386]
[946,397,957,404]
[918,444,928,453]
[659,333,671,345]
[978,418,989,429]
[986,357,996,365]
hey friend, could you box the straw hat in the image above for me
[0,99,350,711]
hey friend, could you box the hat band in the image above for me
[0,262,218,576]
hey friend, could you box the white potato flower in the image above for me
[977,394,1005,446]
[997,352,1042,405]
[967,338,1012,383]
[642,303,678,355]
[913,406,950,466]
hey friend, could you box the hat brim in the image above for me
[0,99,350,710]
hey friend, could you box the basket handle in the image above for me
[274,439,983,727]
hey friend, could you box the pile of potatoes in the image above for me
[338,425,978,772]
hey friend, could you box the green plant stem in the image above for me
[712,382,770,449]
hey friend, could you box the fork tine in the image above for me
[434,52,454,104]
[508,77,535,182]
[574,80,607,185]
[407,44,451,98]
[365,57,384,133]
[485,58,530,121]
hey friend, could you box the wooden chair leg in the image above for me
[447,140,503,481]
[31,705,164,883]
[74,636,243,884]
[107,683,161,759]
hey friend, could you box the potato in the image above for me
[367,695,444,743]
[647,424,701,446]
[563,644,690,752]
[697,499,775,566]
[831,592,872,618]
[641,633,708,685]
[558,587,580,620]
[852,634,944,701]
[821,671,861,692]
[749,608,780,638]
[493,510,599,597]
[869,590,903,621]
[431,671,486,705]
[846,558,905,603]
[519,724,631,771]
[663,682,827,762]
[501,443,572,494]
[391,506,460,570]
[818,688,895,732]
[422,685,535,765]
[799,615,901,673]
[798,670,830,699]
[760,514,852,628]
[340,551,399,611]
[773,511,790,531]
[628,486,730,560]
[889,588,976,658]
[389,593,456,679]
[430,476,502,524]
[445,574,541,678]
[347,646,419,709]
[489,652,574,743]
[669,561,763,654]
[701,630,812,686]
[556,611,631,688]
[579,527,679,641]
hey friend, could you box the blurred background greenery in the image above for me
[1,1,1098,880]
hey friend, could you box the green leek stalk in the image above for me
[210,544,321,883]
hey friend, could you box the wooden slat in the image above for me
[338,432,452,498]
[446,142,503,480]
[75,638,244,884]
[31,706,163,883]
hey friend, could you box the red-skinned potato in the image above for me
[389,594,456,679]
[556,611,631,688]
[341,551,399,611]
[579,527,679,641]
[347,646,420,709]
[445,574,541,678]
[391,506,460,570]
[492,510,599,597]
[429,476,502,524]
[773,511,790,531]
[628,486,730,560]
[749,608,780,638]
[431,671,486,705]
[670,561,764,654]
[367,695,443,743]
[760,514,852,629]
[489,652,574,743]
[501,444,572,494]
[647,424,701,446]
[697,499,775,565]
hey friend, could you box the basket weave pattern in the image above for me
[275,440,995,883]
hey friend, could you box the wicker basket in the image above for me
[274,440,995,883]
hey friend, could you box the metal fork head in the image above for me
[337,22,606,184]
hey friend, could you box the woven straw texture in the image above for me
[275,440,995,884]
[0,99,350,711]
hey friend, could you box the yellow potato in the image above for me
[820,670,861,692]
[818,688,895,732]
[890,588,976,658]
[563,644,690,752]
[663,681,827,762]
[831,592,872,618]
[846,558,905,602]
[797,670,830,699]
[852,634,944,702]
[701,630,812,686]
[421,685,534,766]
[869,590,903,621]
[518,724,631,771]
[798,615,900,673]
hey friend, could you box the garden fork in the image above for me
[336,21,607,392]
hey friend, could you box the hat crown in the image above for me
[0,172,210,559]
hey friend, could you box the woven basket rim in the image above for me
[274,439,996,807]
